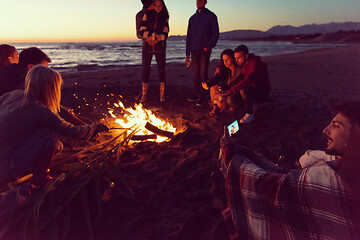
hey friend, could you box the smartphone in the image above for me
[227,120,239,137]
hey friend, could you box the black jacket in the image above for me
[139,9,169,53]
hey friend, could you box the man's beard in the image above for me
[325,146,343,157]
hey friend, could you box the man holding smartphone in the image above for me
[220,101,360,239]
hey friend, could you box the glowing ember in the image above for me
[109,101,176,143]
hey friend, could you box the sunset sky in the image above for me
[1,0,359,42]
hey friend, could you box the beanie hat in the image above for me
[141,0,153,9]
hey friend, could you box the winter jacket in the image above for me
[139,9,169,53]
[228,54,272,94]
[186,8,219,56]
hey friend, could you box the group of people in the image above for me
[1,0,359,238]
[137,0,271,124]
[202,45,271,123]
[0,45,108,187]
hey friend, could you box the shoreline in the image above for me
[44,41,355,73]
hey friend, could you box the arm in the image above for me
[228,59,257,95]
[139,12,152,40]
[206,66,227,88]
[59,105,86,125]
[40,107,107,140]
[336,125,360,192]
[155,17,169,41]
[206,13,219,49]
[136,11,144,39]
[185,19,192,57]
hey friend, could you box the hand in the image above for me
[149,40,159,46]
[185,56,191,68]
[154,33,162,41]
[202,82,209,91]
[220,126,230,147]
[220,126,235,167]
[220,89,230,96]
[214,67,220,77]
[145,36,153,43]
[146,37,159,46]
[91,123,109,138]
[95,123,109,133]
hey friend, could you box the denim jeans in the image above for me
[239,87,269,114]
[191,49,212,96]
[142,51,166,83]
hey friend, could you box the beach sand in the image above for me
[54,46,360,239]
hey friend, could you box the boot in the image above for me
[140,82,149,103]
[160,82,165,102]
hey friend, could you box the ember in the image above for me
[108,101,177,143]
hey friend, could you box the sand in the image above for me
[50,46,360,239]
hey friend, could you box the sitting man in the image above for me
[220,101,360,239]
[298,105,353,167]
[0,47,85,125]
[222,45,272,123]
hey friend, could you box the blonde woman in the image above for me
[0,65,108,186]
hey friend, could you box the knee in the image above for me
[42,132,62,151]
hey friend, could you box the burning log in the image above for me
[131,134,157,141]
[145,122,174,138]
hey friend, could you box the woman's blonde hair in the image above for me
[22,65,63,114]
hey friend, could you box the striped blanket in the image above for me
[223,149,360,240]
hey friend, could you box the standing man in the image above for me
[185,0,219,106]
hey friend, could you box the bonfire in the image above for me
[0,100,182,240]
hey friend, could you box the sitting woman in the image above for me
[0,44,19,66]
[202,49,242,116]
[0,65,108,186]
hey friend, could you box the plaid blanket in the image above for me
[223,150,360,240]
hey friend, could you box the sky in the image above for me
[1,0,359,42]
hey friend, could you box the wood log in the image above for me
[131,134,157,141]
[145,122,174,138]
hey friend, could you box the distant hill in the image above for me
[311,30,360,43]
[219,30,270,40]
[168,21,360,42]
[266,22,360,35]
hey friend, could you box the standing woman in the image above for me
[139,0,169,102]
[0,44,19,66]
[0,65,108,186]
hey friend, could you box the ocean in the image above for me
[10,40,346,72]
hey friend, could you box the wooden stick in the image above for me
[145,122,174,138]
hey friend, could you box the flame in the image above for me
[109,101,176,143]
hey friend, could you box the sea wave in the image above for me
[10,40,347,72]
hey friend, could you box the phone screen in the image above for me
[227,120,239,137]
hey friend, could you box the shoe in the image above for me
[240,113,254,123]
[196,94,208,107]
[187,95,200,102]
[209,107,219,116]
[253,103,259,112]
[160,82,165,102]
[196,99,203,107]
[140,82,149,103]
